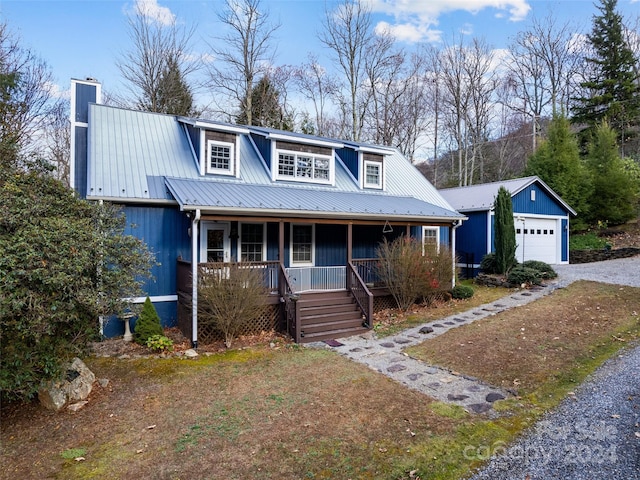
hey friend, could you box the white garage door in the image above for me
[515,218,558,264]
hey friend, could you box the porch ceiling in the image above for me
[165,177,465,224]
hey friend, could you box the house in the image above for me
[70,78,465,345]
[439,176,576,277]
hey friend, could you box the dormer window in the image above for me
[206,139,235,175]
[274,139,334,185]
[364,160,382,188]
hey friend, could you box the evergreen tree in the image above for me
[572,0,640,153]
[236,76,293,130]
[156,55,196,116]
[493,186,517,275]
[585,120,638,225]
[526,115,591,229]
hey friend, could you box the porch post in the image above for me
[191,209,201,349]
[406,224,410,237]
[451,220,461,289]
[278,220,285,264]
[346,223,353,289]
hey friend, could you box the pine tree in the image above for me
[526,115,591,229]
[494,186,517,275]
[572,0,640,153]
[236,76,293,130]
[156,55,196,116]
[585,120,638,225]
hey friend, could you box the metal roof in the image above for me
[439,176,576,215]
[165,177,462,222]
[86,104,463,221]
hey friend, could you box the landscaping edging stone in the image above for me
[570,247,640,264]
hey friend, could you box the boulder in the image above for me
[38,358,96,411]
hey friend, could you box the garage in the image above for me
[515,217,558,264]
[439,176,576,276]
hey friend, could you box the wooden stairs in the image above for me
[297,290,371,343]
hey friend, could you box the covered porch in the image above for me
[176,213,459,345]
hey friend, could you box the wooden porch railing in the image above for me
[347,262,373,328]
[279,263,301,343]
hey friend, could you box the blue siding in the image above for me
[251,133,272,170]
[103,302,177,338]
[185,124,200,160]
[456,212,489,263]
[122,206,191,332]
[562,219,569,262]
[352,225,404,258]
[74,127,88,198]
[266,223,280,261]
[74,83,96,123]
[439,226,450,247]
[336,147,359,179]
[315,224,347,266]
[512,184,566,216]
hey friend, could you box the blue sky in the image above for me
[1,0,638,101]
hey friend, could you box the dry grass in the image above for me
[2,281,639,480]
[406,281,640,396]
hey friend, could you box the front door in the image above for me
[200,222,230,263]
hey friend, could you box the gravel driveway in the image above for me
[469,255,640,480]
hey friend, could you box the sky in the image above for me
[1,0,639,104]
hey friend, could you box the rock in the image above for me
[387,364,407,373]
[183,349,199,358]
[97,378,110,388]
[486,392,506,403]
[447,393,470,401]
[419,326,434,334]
[38,358,95,411]
[468,403,492,414]
[67,401,89,412]
[379,342,395,348]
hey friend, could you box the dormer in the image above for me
[178,118,250,178]
[337,143,391,191]
[250,128,343,186]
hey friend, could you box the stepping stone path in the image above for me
[309,280,563,415]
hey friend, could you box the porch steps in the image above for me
[297,291,370,343]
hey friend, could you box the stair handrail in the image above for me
[347,262,373,328]
[279,263,301,343]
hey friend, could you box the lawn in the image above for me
[1,281,639,480]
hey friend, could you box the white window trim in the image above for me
[239,222,267,262]
[205,139,235,176]
[274,148,334,185]
[363,160,383,189]
[422,226,440,254]
[290,223,315,266]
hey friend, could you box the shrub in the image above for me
[133,297,164,345]
[494,186,517,274]
[146,334,173,353]
[376,237,452,311]
[507,266,542,286]
[479,253,498,274]
[569,232,607,250]
[522,260,557,279]
[450,284,474,299]
[198,263,268,348]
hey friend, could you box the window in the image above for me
[277,151,332,183]
[206,140,235,175]
[364,160,382,188]
[422,226,440,254]
[291,224,314,265]
[240,223,265,262]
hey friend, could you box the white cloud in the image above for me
[375,21,442,43]
[132,0,176,26]
[367,0,531,43]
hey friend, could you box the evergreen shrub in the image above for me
[450,284,474,299]
[522,260,557,279]
[507,266,542,286]
[133,297,164,345]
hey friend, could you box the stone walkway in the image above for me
[309,282,564,414]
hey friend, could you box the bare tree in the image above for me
[44,100,71,186]
[118,3,198,114]
[0,22,59,160]
[319,0,374,141]
[206,0,280,125]
[294,54,339,136]
[506,14,580,138]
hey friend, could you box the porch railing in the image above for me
[279,263,301,343]
[347,262,373,328]
[285,266,346,293]
[351,258,380,286]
